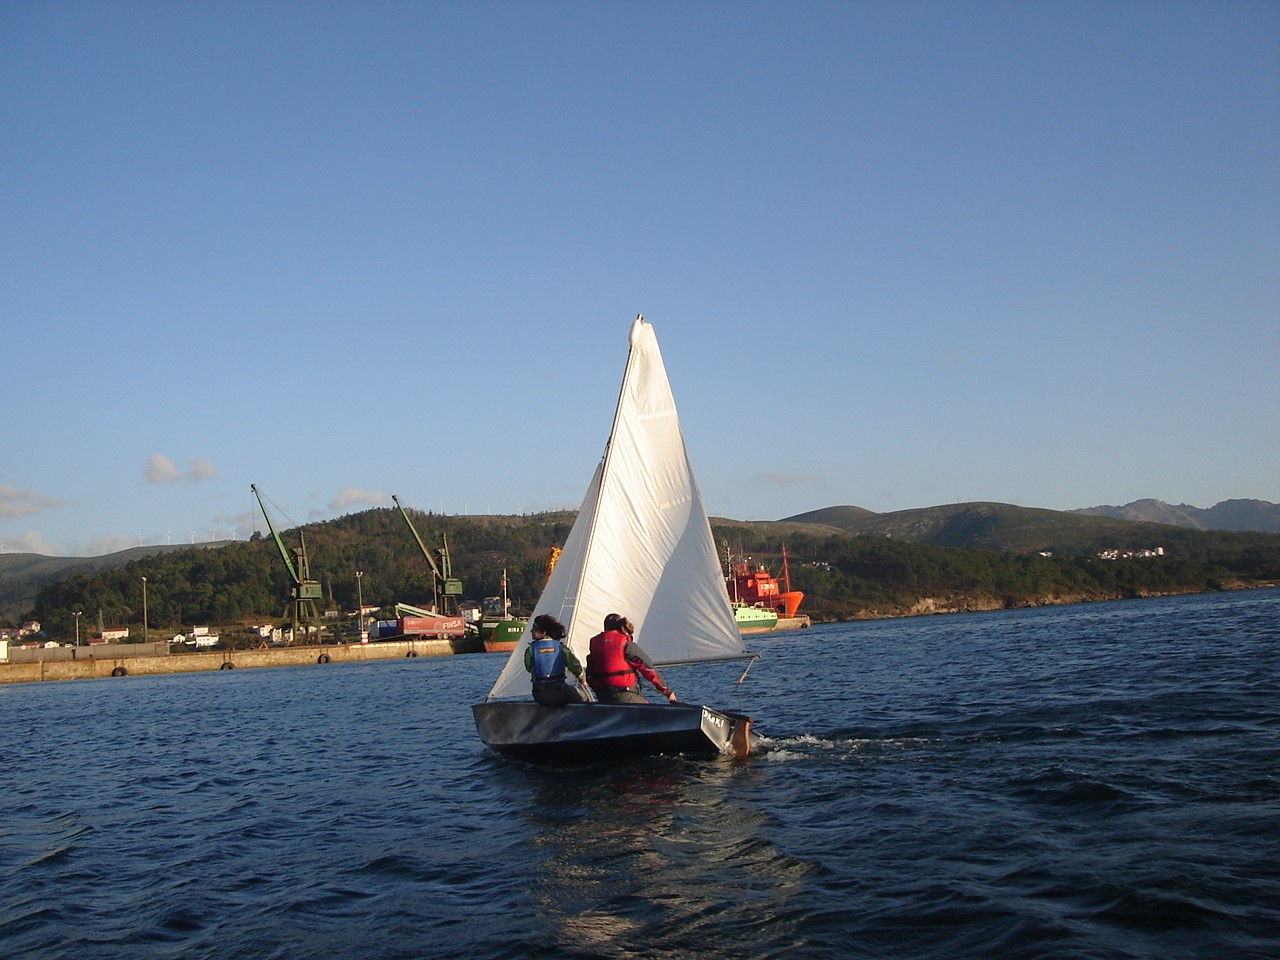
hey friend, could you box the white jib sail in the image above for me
[485,316,747,701]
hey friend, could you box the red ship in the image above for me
[726,545,804,618]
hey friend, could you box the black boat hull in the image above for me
[472,701,755,762]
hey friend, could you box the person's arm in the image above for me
[624,642,676,702]
[563,645,587,685]
[524,644,533,674]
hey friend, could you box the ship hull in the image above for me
[472,701,754,762]
[726,553,804,619]
[733,604,779,634]
[481,618,525,653]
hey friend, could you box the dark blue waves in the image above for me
[2,590,1277,959]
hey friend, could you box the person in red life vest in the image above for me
[524,613,590,706]
[586,613,677,705]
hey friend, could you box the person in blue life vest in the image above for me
[524,613,590,706]
[586,613,677,705]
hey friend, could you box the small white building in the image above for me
[169,627,221,648]
[250,624,285,643]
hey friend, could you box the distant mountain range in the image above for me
[776,498,1280,553]
[1068,499,1280,533]
[784,499,1279,537]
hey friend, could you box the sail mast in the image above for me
[565,313,645,637]
[560,316,640,640]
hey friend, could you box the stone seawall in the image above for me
[0,637,486,685]
[774,616,811,631]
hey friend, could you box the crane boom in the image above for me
[392,494,462,614]
[252,484,300,582]
[392,494,445,582]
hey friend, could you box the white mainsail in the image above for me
[485,316,747,701]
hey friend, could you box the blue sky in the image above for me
[3,1,1277,557]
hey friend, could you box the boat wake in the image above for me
[754,731,926,761]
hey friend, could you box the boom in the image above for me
[392,494,462,614]
[392,494,445,582]
[252,484,299,582]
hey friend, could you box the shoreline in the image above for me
[804,581,1280,623]
[5,584,1274,685]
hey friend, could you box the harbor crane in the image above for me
[392,494,463,616]
[251,484,324,643]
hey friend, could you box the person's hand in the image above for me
[665,690,677,703]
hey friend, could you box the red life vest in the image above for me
[587,629,636,689]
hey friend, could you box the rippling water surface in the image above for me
[3,590,1277,959]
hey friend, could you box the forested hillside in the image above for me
[781,501,1266,552]
[0,544,207,621]
[19,505,1280,641]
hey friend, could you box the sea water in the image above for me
[2,590,1276,959]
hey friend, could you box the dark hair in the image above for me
[603,613,633,635]
[533,614,566,641]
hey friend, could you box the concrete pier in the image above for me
[773,616,812,631]
[0,637,486,685]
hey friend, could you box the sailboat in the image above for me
[471,316,758,761]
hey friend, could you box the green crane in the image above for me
[392,494,463,615]
[251,484,324,643]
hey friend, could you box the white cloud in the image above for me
[190,458,216,480]
[0,530,60,556]
[329,487,392,511]
[0,484,64,517]
[145,454,217,484]
[145,454,184,483]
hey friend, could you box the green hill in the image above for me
[785,501,1202,553]
[0,544,213,621]
[780,505,877,528]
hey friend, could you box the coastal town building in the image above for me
[1098,547,1166,560]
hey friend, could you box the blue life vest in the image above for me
[530,638,566,684]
